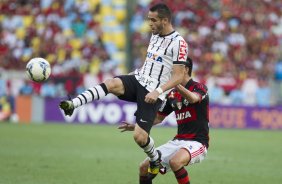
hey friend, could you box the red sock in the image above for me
[139,175,152,184]
[173,167,190,184]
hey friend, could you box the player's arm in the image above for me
[118,113,166,132]
[145,39,188,103]
[157,64,185,94]
[144,64,185,103]
[175,84,202,104]
[155,38,188,94]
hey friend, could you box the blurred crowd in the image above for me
[132,0,282,106]
[0,0,126,100]
[0,0,282,114]
[0,0,126,73]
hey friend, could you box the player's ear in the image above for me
[184,66,189,75]
[162,17,169,24]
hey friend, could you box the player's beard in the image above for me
[153,24,164,35]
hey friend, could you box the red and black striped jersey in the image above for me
[158,79,210,148]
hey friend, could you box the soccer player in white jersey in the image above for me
[119,57,209,184]
[59,3,189,176]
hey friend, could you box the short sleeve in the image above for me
[172,39,188,65]
[192,84,208,101]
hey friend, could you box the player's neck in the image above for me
[159,25,174,36]
[181,77,192,86]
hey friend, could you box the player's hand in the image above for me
[118,121,135,132]
[145,90,159,103]
[175,84,184,91]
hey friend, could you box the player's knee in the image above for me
[169,157,184,171]
[134,124,149,146]
[139,161,149,175]
[133,133,146,146]
[133,131,147,146]
[104,78,122,93]
[104,78,116,91]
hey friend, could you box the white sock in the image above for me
[72,84,108,108]
[142,136,159,161]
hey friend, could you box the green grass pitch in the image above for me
[0,123,281,184]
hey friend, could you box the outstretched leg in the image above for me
[60,78,125,116]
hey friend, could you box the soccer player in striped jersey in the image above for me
[118,58,209,184]
[59,3,189,176]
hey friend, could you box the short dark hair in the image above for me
[185,57,193,76]
[149,3,172,21]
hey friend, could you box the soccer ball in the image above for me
[26,58,51,82]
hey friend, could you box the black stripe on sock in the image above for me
[100,83,108,95]
[94,87,100,100]
[77,96,83,105]
[141,137,150,148]
[145,146,154,155]
[174,167,188,179]
[87,89,94,101]
[81,93,87,103]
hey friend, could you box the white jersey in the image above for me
[134,31,188,100]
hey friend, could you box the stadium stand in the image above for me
[0,0,126,96]
[0,0,282,109]
[132,0,282,106]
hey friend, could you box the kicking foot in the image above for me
[148,150,162,176]
[59,100,74,116]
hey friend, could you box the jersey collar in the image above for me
[159,30,175,37]
[185,79,194,88]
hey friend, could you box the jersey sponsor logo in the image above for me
[176,111,192,120]
[178,40,188,61]
[147,52,163,62]
[176,107,197,124]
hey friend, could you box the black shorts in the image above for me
[116,75,162,133]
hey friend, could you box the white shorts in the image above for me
[156,139,207,174]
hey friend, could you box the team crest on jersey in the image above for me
[178,40,188,61]
[147,52,163,62]
[183,99,189,106]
